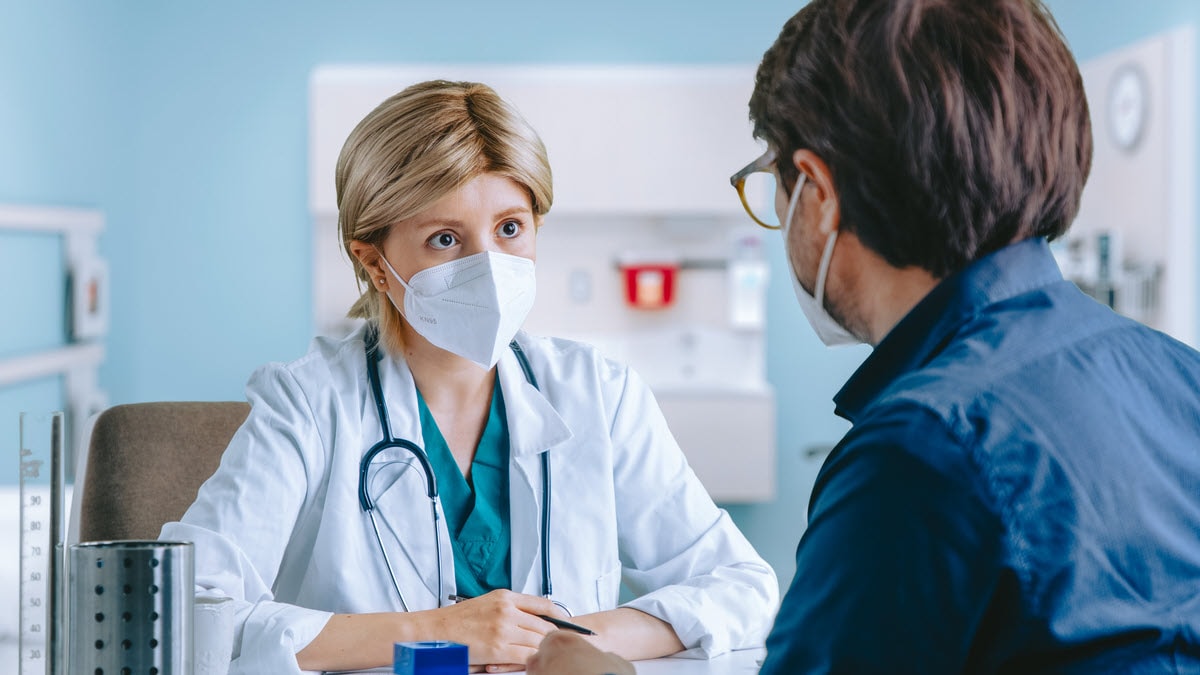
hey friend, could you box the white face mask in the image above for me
[782,174,860,347]
[379,250,537,368]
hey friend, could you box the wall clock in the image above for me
[1108,64,1149,153]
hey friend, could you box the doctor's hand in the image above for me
[427,589,567,672]
[527,630,635,675]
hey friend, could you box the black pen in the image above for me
[535,613,598,636]
[448,594,598,636]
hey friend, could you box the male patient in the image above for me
[527,0,1200,673]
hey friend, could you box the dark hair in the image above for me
[749,0,1092,277]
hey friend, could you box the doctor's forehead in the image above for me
[399,174,535,228]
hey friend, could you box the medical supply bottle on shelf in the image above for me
[728,233,769,330]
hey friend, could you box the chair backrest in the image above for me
[77,401,250,542]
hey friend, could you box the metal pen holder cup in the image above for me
[69,541,194,675]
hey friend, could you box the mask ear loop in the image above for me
[813,229,839,309]
[376,249,419,335]
[782,174,807,236]
[783,172,840,312]
[377,250,415,296]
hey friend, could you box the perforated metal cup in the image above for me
[69,541,194,675]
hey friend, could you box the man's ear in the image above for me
[791,149,840,235]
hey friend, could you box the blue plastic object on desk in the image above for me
[393,641,469,675]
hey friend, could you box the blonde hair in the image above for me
[335,80,553,348]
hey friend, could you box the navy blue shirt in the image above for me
[761,238,1200,674]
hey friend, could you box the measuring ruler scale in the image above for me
[19,411,65,675]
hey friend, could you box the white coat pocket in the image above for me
[595,563,622,611]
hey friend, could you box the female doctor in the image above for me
[160,80,778,674]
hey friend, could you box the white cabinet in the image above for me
[309,65,763,218]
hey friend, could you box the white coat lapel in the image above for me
[496,338,573,457]
[497,337,574,596]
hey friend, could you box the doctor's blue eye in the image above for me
[498,220,521,238]
[429,232,457,249]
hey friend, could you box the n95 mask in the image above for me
[379,250,537,368]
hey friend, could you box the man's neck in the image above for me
[833,232,941,346]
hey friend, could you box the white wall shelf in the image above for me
[0,205,103,234]
[0,203,109,458]
[0,344,105,389]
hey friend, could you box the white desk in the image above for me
[334,648,765,674]
[634,648,763,674]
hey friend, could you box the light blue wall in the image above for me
[0,0,124,483]
[2,0,1197,587]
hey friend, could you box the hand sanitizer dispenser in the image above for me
[728,233,769,330]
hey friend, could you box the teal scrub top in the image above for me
[415,375,512,597]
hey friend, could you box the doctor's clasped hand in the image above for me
[412,590,570,671]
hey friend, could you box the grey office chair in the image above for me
[77,401,250,542]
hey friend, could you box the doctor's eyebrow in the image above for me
[491,205,533,221]
[408,205,532,231]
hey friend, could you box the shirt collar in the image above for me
[833,237,1065,421]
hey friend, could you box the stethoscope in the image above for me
[357,325,554,612]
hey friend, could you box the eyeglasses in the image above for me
[730,149,780,230]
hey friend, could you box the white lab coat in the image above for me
[160,325,778,674]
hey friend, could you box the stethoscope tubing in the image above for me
[358,325,553,609]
